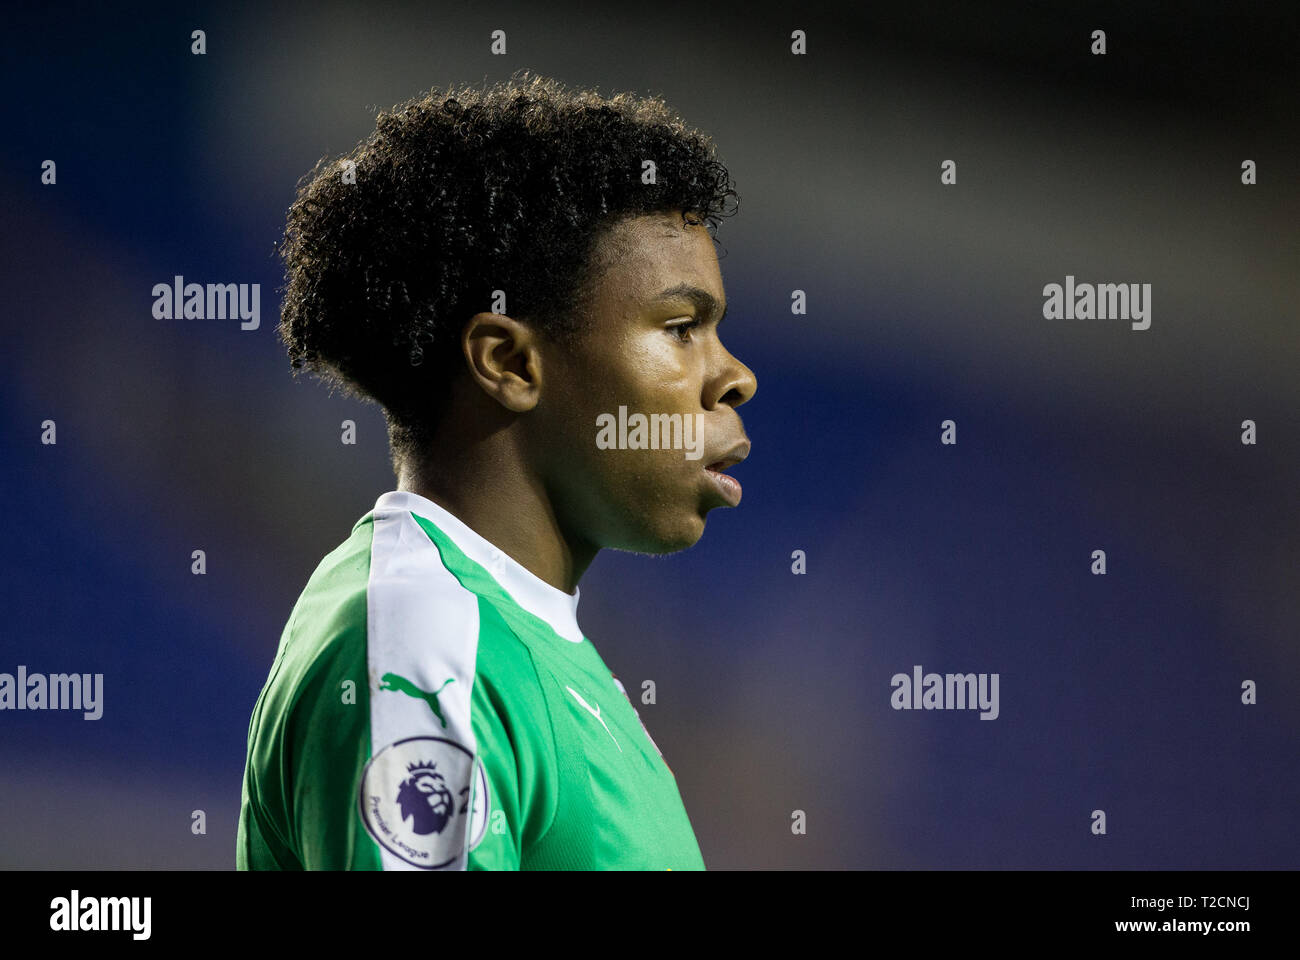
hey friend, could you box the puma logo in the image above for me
[379,672,455,728]
[566,685,621,752]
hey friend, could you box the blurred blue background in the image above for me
[1,0,1297,868]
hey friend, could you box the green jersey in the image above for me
[236,490,705,870]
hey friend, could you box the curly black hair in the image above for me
[278,71,738,470]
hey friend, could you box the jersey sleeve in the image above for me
[238,512,560,871]
[237,571,382,870]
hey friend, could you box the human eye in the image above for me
[666,317,702,342]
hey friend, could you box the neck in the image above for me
[397,447,595,595]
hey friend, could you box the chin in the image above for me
[620,512,707,555]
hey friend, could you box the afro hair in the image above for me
[277,71,738,468]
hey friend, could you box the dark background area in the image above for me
[1,0,1296,868]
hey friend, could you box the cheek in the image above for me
[595,454,706,551]
[560,357,694,459]
[606,331,696,400]
[559,412,708,552]
[598,444,705,523]
[539,341,708,544]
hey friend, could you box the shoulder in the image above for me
[249,509,500,753]
[283,509,491,696]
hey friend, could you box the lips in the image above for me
[704,440,751,474]
[703,440,750,506]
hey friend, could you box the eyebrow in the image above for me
[650,283,727,325]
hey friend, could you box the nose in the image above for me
[708,342,757,410]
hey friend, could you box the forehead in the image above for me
[586,212,723,306]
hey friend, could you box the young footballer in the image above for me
[237,73,756,870]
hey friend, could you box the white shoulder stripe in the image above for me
[375,490,585,642]
[364,508,481,871]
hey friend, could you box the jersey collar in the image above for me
[371,490,585,643]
